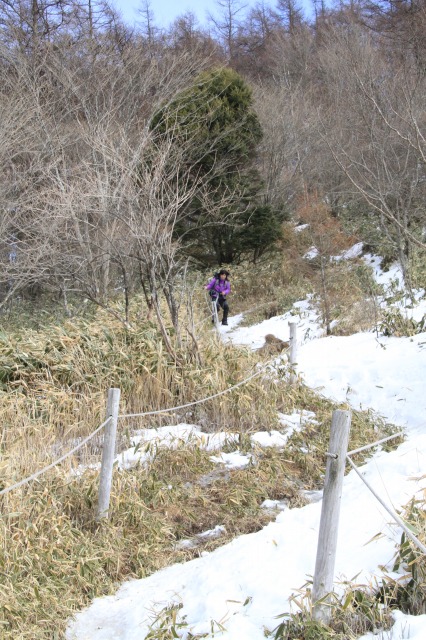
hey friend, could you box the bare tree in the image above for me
[362,0,426,70]
[0,28,214,332]
[208,0,247,63]
[226,1,278,76]
[136,0,160,54]
[253,79,314,210]
[276,0,305,33]
[317,25,426,297]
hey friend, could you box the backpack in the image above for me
[209,272,229,299]
[209,278,219,299]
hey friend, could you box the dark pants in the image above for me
[214,295,228,324]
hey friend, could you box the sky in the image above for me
[114,0,279,29]
[65,244,426,640]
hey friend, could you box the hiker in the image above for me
[205,269,231,326]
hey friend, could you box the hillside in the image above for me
[0,220,425,640]
[62,250,426,640]
[1,2,425,635]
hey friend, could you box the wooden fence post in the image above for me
[96,387,121,521]
[312,409,351,624]
[288,322,297,384]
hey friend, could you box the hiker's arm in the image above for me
[205,278,215,290]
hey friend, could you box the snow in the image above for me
[365,253,403,285]
[294,223,309,233]
[175,525,227,551]
[304,245,319,260]
[340,241,364,260]
[298,332,426,432]
[209,451,253,469]
[114,417,311,472]
[223,297,324,348]
[359,611,426,640]
[66,249,426,640]
[117,425,239,470]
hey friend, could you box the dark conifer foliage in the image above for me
[149,67,283,264]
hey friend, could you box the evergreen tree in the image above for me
[149,67,283,265]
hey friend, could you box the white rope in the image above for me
[347,431,405,457]
[346,454,426,555]
[0,417,112,497]
[118,366,267,420]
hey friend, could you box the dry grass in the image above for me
[1,408,398,639]
[0,418,303,637]
[0,304,281,486]
[383,494,426,616]
[0,240,405,639]
[0,305,286,638]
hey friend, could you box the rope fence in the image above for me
[345,431,426,553]
[0,350,286,502]
[347,431,405,457]
[0,417,112,497]
[345,454,426,555]
[2,285,424,640]
[313,411,423,625]
[4,291,424,627]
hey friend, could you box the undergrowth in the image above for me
[223,234,390,338]
[382,496,426,616]
[0,239,410,639]
[0,333,400,640]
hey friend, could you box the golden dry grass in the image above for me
[0,247,404,639]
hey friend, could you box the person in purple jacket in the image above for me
[205,269,231,325]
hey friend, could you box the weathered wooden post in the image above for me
[288,321,297,384]
[96,387,121,521]
[312,410,351,624]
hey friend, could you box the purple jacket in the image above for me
[206,277,231,297]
